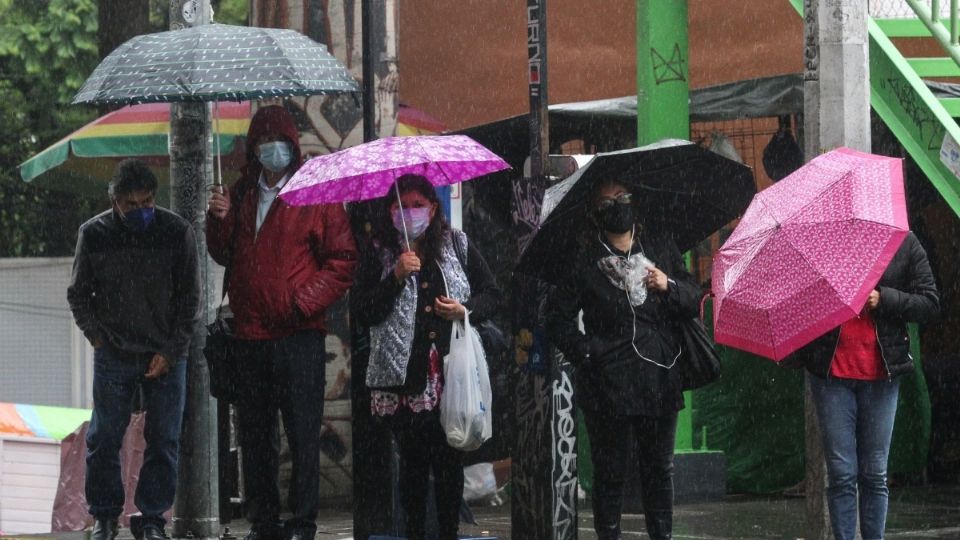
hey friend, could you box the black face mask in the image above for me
[594,201,634,234]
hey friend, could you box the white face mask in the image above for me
[391,207,432,239]
[258,141,293,172]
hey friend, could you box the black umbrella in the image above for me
[516,139,756,285]
[72,24,359,105]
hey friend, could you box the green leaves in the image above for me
[0,0,98,102]
[0,0,100,257]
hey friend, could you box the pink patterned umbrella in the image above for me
[711,147,909,361]
[278,134,510,206]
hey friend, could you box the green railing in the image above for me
[905,0,960,62]
[789,0,960,216]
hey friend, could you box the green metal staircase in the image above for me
[789,0,960,215]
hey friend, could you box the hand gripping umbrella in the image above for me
[278,134,511,247]
[711,147,909,361]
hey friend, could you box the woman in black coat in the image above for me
[546,178,701,540]
[789,232,938,540]
[351,174,500,540]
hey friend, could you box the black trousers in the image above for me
[392,408,463,540]
[583,408,679,540]
[236,330,326,539]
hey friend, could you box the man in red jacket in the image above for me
[207,105,357,540]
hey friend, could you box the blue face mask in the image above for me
[122,207,156,233]
[391,207,432,240]
[258,141,293,172]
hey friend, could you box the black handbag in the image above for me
[677,317,722,391]
[204,309,242,402]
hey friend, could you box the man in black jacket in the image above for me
[67,159,201,540]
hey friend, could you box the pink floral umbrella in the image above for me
[711,147,909,361]
[279,134,509,245]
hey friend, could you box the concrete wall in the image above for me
[0,259,90,409]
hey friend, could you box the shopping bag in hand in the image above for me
[440,312,493,451]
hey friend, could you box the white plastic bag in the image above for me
[440,312,493,451]
[463,462,498,503]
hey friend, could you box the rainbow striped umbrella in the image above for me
[18,101,250,196]
[0,402,91,441]
[396,104,445,136]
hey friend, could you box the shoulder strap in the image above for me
[220,179,253,299]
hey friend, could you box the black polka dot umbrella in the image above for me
[72,24,359,105]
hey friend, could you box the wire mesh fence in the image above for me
[869,0,951,19]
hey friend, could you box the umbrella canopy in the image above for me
[711,147,909,361]
[72,24,359,105]
[396,104,446,136]
[278,134,510,206]
[516,139,756,285]
[18,101,250,195]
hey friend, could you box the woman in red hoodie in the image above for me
[207,105,358,540]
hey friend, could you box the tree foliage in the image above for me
[0,0,102,257]
[0,0,249,257]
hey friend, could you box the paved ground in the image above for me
[10,485,960,540]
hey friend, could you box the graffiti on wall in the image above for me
[551,358,577,539]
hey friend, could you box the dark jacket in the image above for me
[793,233,940,379]
[546,230,701,416]
[67,207,201,363]
[351,232,500,394]
[206,106,358,340]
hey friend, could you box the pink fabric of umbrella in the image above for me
[711,147,909,361]
[278,134,510,206]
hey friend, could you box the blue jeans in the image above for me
[809,374,901,540]
[86,346,186,527]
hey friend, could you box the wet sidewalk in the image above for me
[11,485,960,540]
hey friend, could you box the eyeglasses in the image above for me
[596,192,633,210]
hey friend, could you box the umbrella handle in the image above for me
[394,182,411,250]
[214,100,223,187]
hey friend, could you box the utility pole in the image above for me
[512,2,580,540]
[168,1,220,539]
[802,0,870,538]
[354,3,401,538]
[636,0,690,145]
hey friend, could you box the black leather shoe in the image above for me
[91,518,119,540]
[141,526,168,540]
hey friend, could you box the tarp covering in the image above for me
[549,73,805,123]
[52,414,157,532]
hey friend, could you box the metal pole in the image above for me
[168,1,220,539]
[353,3,401,538]
[802,1,869,538]
[513,2,580,540]
[636,0,690,145]
[362,0,377,142]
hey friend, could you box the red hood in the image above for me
[243,105,303,176]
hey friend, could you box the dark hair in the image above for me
[379,174,449,267]
[109,159,158,199]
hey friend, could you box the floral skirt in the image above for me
[371,343,443,416]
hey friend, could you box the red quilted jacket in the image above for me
[207,105,357,340]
